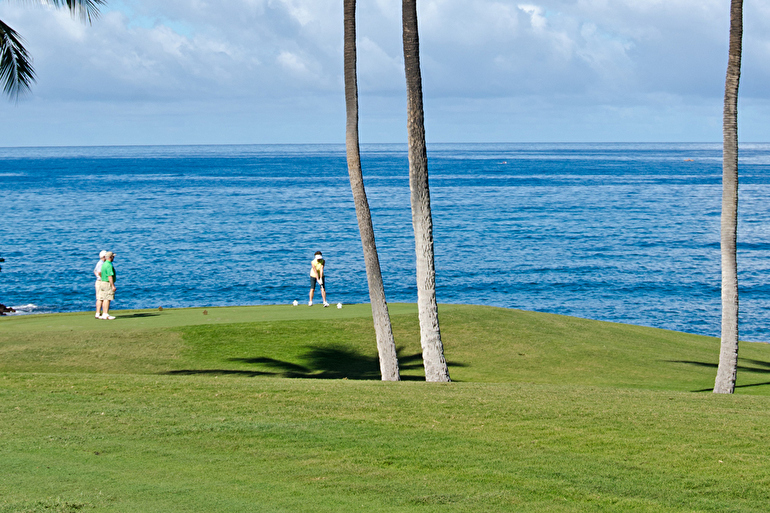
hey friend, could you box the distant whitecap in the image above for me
[9,304,40,315]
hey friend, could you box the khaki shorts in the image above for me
[97,281,114,301]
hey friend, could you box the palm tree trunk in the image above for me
[344,0,400,381]
[714,0,743,394]
[402,0,450,382]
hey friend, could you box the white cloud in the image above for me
[518,4,547,31]
[273,0,314,26]
[2,0,770,145]
[277,50,315,79]
[357,37,404,93]
[575,22,634,81]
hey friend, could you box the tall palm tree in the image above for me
[401,0,450,382]
[714,0,743,394]
[343,0,400,381]
[1,0,104,99]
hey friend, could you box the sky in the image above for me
[1,0,770,146]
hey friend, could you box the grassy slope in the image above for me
[1,305,770,512]
[2,304,768,392]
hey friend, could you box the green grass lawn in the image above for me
[1,304,769,512]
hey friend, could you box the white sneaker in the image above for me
[100,314,115,320]
[323,302,330,308]
[95,314,101,319]
[308,301,313,307]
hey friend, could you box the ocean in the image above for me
[1,143,768,342]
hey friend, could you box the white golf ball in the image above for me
[336,303,342,309]
[292,300,298,306]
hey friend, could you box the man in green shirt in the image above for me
[97,251,117,320]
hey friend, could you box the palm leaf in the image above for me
[47,0,106,23]
[0,20,36,99]
[0,0,104,99]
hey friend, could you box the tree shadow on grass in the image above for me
[666,358,770,392]
[165,369,275,377]
[117,313,161,319]
[165,344,467,381]
[690,381,770,392]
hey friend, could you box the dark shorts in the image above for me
[309,276,326,290]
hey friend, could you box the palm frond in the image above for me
[47,0,106,24]
[0,19,36,99]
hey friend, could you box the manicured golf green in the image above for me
[1,304,769,512]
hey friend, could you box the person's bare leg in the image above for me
[309,288,314,306]
[102,299,111,317]
[321,287,327,305]
[95,299,102,318]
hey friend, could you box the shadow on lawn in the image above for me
[666,358,770,392]
[165,344,466,381]
[117,313,161,319]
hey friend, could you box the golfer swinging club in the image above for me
[309,251,329,307]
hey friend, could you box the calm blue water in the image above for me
[1,143,769,342]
